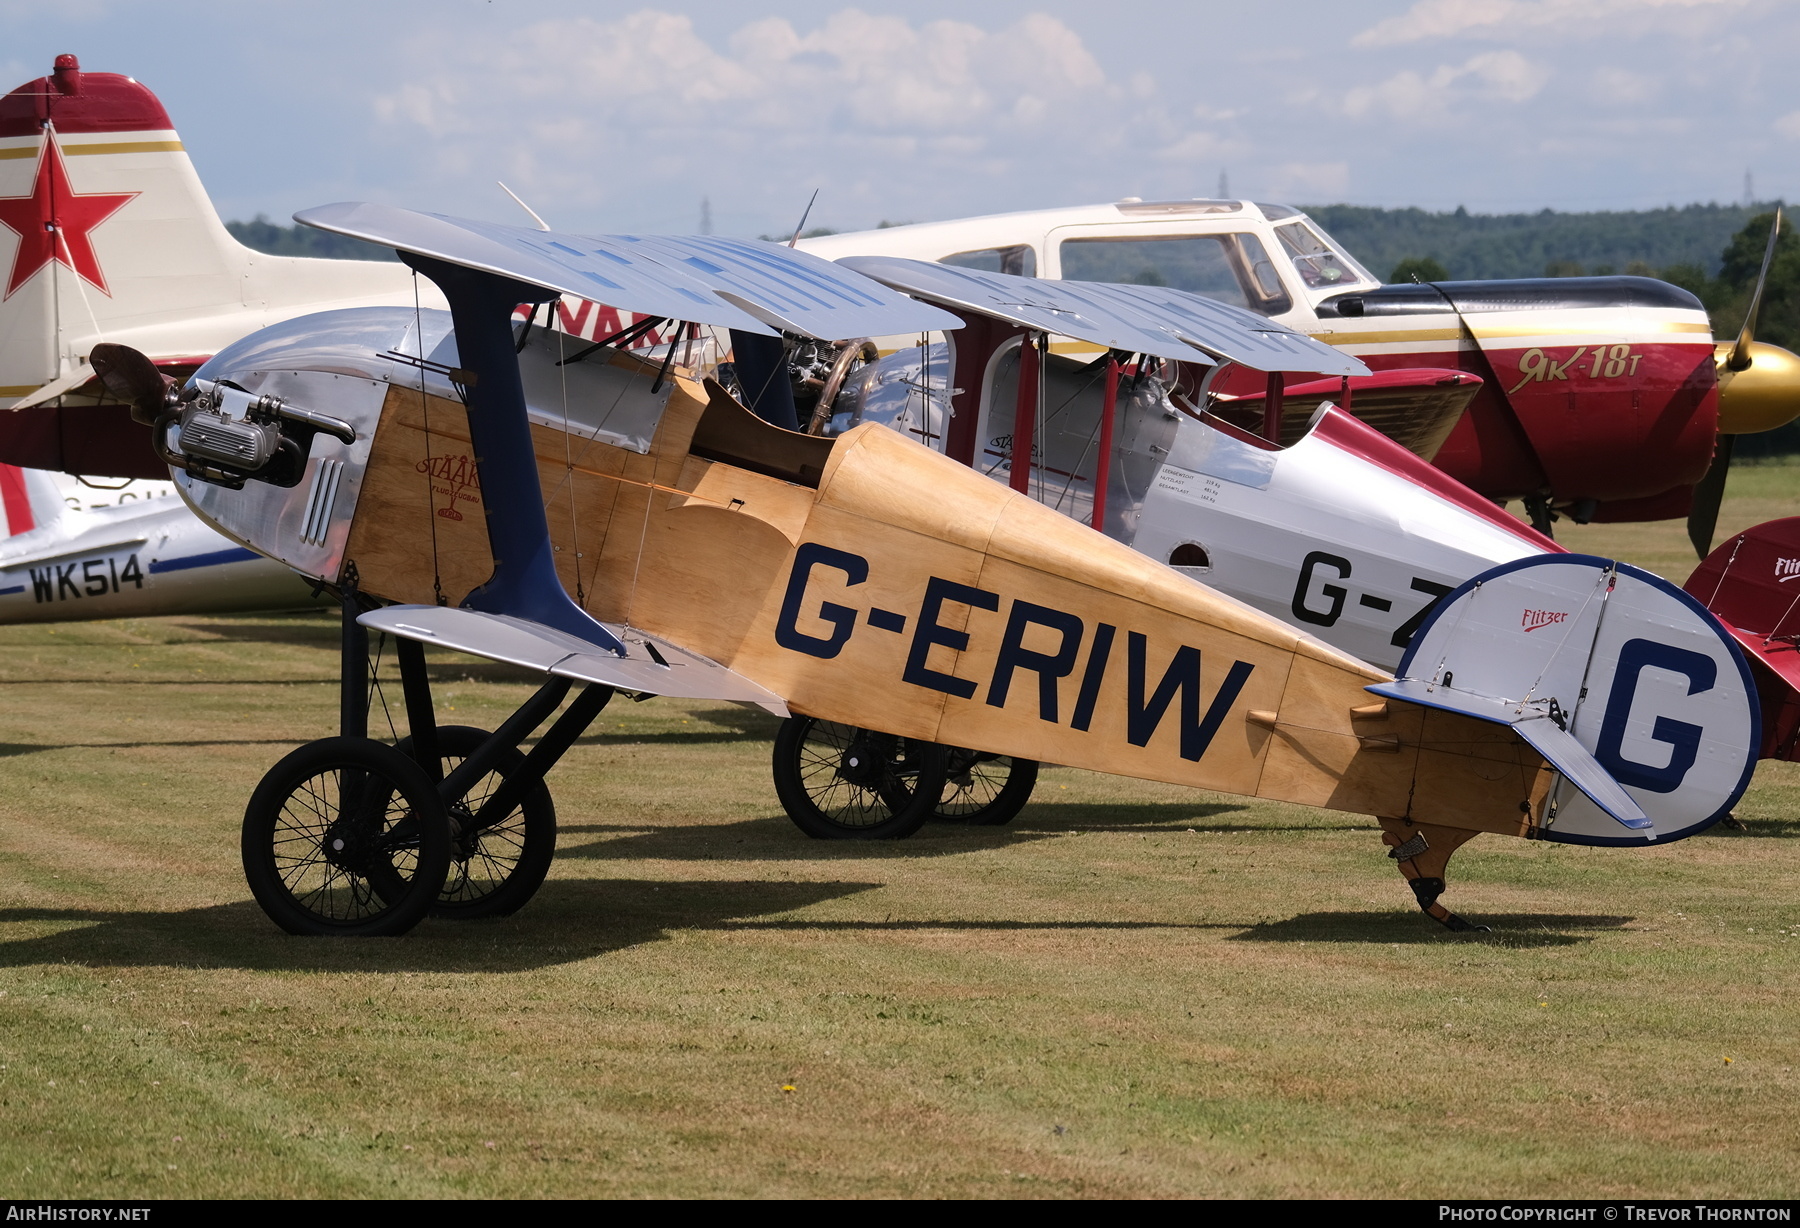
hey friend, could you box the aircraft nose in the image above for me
[1716,340,1800,434]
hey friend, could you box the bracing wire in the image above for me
[367,632,399,744]
[1045,354,1113,518]
[551,299,587,606]
[538,308,682,614]
[1706,533,1745,609]
[1516,567,1613,710]
[413,270,446,606]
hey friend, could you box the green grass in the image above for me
[1,474,1798,1198]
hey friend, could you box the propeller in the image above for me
[1726,206,1782,375]
[88,342,176,426]
[1689,207,1790,559]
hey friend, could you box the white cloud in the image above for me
[1343,50,1548,120]
[1156,131,1229,163]
[1354,0,1746,47]
[1777,111,1800,139]
[1588,67,1658,105]
[371,7,1130,222]
[1262,161,1351,198]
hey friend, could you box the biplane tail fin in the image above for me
[1371,554,1759,845]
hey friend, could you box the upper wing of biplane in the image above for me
[295,203,961,341]
[835,254,1368,376]
[283,203,963,713]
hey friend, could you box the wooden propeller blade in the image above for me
[88,342,172,422]
[1688,432,1735,560]
[1728,207,1782,372]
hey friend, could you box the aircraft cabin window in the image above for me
[1273,220,1376,290]
[940,245,1037,277]
[1057,234,1293,316]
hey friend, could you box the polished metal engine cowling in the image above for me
[176,305,681,586]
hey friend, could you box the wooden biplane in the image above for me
[95,204,1759,936]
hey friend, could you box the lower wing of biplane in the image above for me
[118,203,1757,936]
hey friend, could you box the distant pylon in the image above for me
[1745,170,1754,207]
[701,196,713,236]
[1218,169,1230,199]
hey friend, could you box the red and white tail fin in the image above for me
[0,464,65,535]
[0,55,420,412]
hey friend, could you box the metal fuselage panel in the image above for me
[0,499,320,623]
[1133,420,1545,671]
[174,309,448,584]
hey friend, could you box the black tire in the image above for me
[242,736,451,937]
[398,726,557,919]
[772,717,947,840]
[933,750,1038,826]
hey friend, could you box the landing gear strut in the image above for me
[1522,494,1557,538]
[240,575,611,935]
[1378,817,1490,932]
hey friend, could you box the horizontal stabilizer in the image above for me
[360,605,789,716]
[1367,679,1651,830]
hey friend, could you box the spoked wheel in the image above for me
[242,736,451,936]
[772,716,947,840]
[398,725,556,919]
[933,750,1039,826]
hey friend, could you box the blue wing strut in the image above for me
[404,253,628,657]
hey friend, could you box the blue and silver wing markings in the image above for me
[295,202,777,334]
[616,234,959,338]
[839,255,1368,376]
[296,202,957,340]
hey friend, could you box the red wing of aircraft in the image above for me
[1685,517,1800,762]
[89,204,1759,939]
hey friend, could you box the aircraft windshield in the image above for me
[1057,234,1292,316]
[1273,220,1375,290]
[941,245,1037,277]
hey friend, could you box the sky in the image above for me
[4,0,1797,237]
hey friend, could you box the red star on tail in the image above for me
[0,133,138,300]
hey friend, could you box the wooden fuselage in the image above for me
[343,355,1551,838]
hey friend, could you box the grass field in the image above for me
[0,469,1797,1198]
